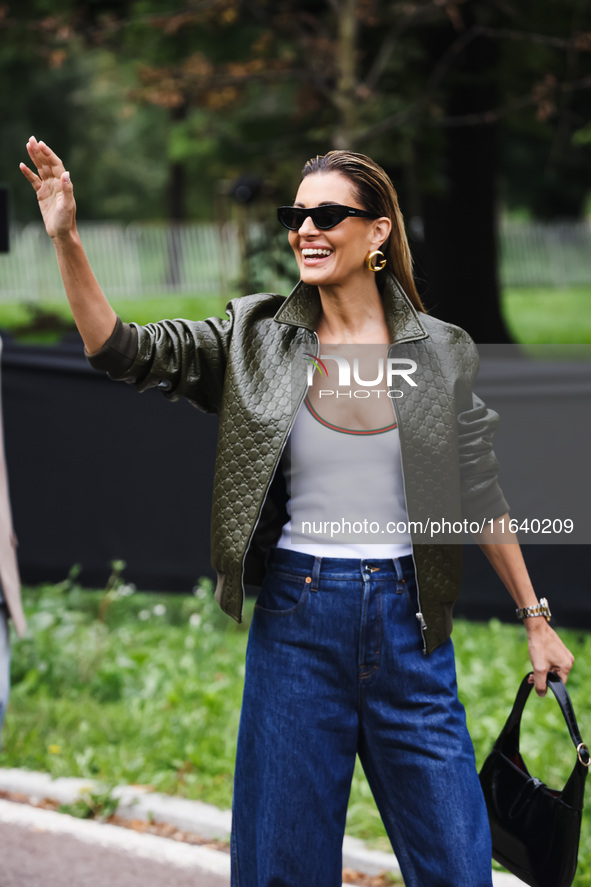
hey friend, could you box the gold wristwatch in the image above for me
[516,597,552,623]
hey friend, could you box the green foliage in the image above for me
[502,287,591,344]
[65,51,170,222]
[5,0,591,225]
[2,578,591,882]
[497,2,591,219]
[4,576,247,806]
[59,787,120,821]
[240,215,298,295]
[349,621,591,887]
[0,293,233,343]
[456,620,591,884]
[2,41,169,223]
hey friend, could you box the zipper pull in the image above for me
[415,611,427,630]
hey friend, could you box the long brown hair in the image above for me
[301,151,425,313]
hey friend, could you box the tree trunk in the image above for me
[166,104,188,288]
[419,13,512,344]
[332,0,359,150]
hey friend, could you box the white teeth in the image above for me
[302,248,332,257]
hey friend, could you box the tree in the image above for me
[92,0,591,340]
[4,0,591,340]
[0,2,169,223]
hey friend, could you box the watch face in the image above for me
[540,598,551,618]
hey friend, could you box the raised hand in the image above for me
[18,136,117,351]
[19,137,76,240]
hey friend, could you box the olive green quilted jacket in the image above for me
[88,272,508,654]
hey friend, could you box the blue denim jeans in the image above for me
[0,604,10,749]
[231,549,492,887]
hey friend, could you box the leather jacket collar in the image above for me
[273,271,429,345]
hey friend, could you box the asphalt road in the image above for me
[0,799,230,887]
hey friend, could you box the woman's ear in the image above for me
[371,216,392,249]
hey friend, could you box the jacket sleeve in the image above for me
[452,330,509,523]
[458,393,509,523]
[86,310,234,415]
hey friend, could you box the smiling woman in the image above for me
[294,151,423,315]
[282,171,390,323]
[20,139,575,887]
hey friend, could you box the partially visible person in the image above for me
[0,335,26,747]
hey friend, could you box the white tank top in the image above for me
[276,397,413,558]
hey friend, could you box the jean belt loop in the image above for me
[392,557,405,588]
[311,556,322,593]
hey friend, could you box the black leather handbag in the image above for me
[479,672,589,887]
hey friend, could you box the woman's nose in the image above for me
[298,214,320,234]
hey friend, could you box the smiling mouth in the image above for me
[301,248,333,262]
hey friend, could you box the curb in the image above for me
[0,768,520,885]
[0,797,231,887]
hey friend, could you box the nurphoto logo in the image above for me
[303,351,417,398]
[298,344,419,436]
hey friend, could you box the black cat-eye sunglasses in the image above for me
[277,204,378,231]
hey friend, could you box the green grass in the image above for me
[2,576,591,883]
[0,285,590,344]
[0,293,234,344]
[502,286,591,343]
[1,574,246,809]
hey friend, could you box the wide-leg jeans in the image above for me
[231,548,493,887]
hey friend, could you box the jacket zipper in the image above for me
[239,331,319,617]
[240,332,428,653]
[388,344,428,654]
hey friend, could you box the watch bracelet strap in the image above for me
[516,600,550,620]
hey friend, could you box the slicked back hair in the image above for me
[302,151,425,313]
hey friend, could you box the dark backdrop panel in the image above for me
[0,187,9,254]
[1,334,217,591]
[456,544,590,631]
[458,349,591,630]
[1,335,590,628]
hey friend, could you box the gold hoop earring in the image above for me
[365,250,387,273]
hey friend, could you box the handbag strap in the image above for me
[497,672,590,767]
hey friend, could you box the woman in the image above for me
[21,138,574,887]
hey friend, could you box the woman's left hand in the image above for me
[525,618,574,696]
[475,514,575,697]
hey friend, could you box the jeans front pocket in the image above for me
[255,568,311,616]
[399,573,422,624]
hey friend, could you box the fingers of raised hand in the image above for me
[19,161,42,191]
[25,136,65,181]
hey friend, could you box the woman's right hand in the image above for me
[18,136,118,353]
[19,137,76,240]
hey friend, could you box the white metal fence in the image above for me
[1,218,590,301]
[500,219,591,288]
[0,222,242,301]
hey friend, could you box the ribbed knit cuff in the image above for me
[85,316,138,377]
